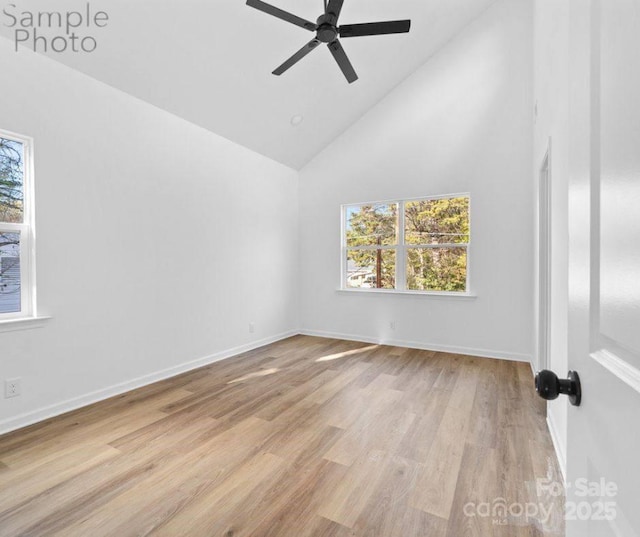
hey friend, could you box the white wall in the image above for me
[0,41,299,433]
[298,0,534,361]
[533,0,570,476]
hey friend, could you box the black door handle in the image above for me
[535,370,582,406]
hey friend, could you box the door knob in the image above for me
[535,370,582,406]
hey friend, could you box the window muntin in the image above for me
[0,131,34,319]
[342,195,470,293]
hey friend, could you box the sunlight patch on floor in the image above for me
[315,345,379,362]
[227,368,280,384]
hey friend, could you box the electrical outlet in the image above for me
[389,321,396,330]
[249,322,255,334]
[5,378,21,399]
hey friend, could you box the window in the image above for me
[342,194,470,293]
[0,130,35,319]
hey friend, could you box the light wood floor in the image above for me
[0,336,564,537]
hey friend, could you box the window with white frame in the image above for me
[342,194,470,293]
[0,130,35,319]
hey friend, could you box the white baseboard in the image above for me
[0,330,298,436]
[299,328,532,363]
[546,414,567,482]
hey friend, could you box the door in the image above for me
[565,0,640,536]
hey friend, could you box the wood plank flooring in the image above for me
[0,336,565,536]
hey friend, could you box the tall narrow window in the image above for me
[0,130,35,319]
[404,196,470,292]
[345,203,398,289]
[342,195,470,293]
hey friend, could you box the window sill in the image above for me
[0,316,52,333]
[336,288,477,299]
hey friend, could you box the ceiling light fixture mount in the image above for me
[290,115,304,126]
[246,0,411,84]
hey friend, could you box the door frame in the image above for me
[536,139,552,373]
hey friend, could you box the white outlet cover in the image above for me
[5,378,21,398]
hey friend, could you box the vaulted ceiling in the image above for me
[2,0,498,168]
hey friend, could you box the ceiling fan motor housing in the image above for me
[316,14,338,42]
[317,24,337,42]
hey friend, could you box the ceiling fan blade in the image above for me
[272,39,321,76]
[325,0,344,19]
[339,20,411,38]
[327,40,358,83]
[246,0,317,31]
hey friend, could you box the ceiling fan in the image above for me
[246,0,411,84]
